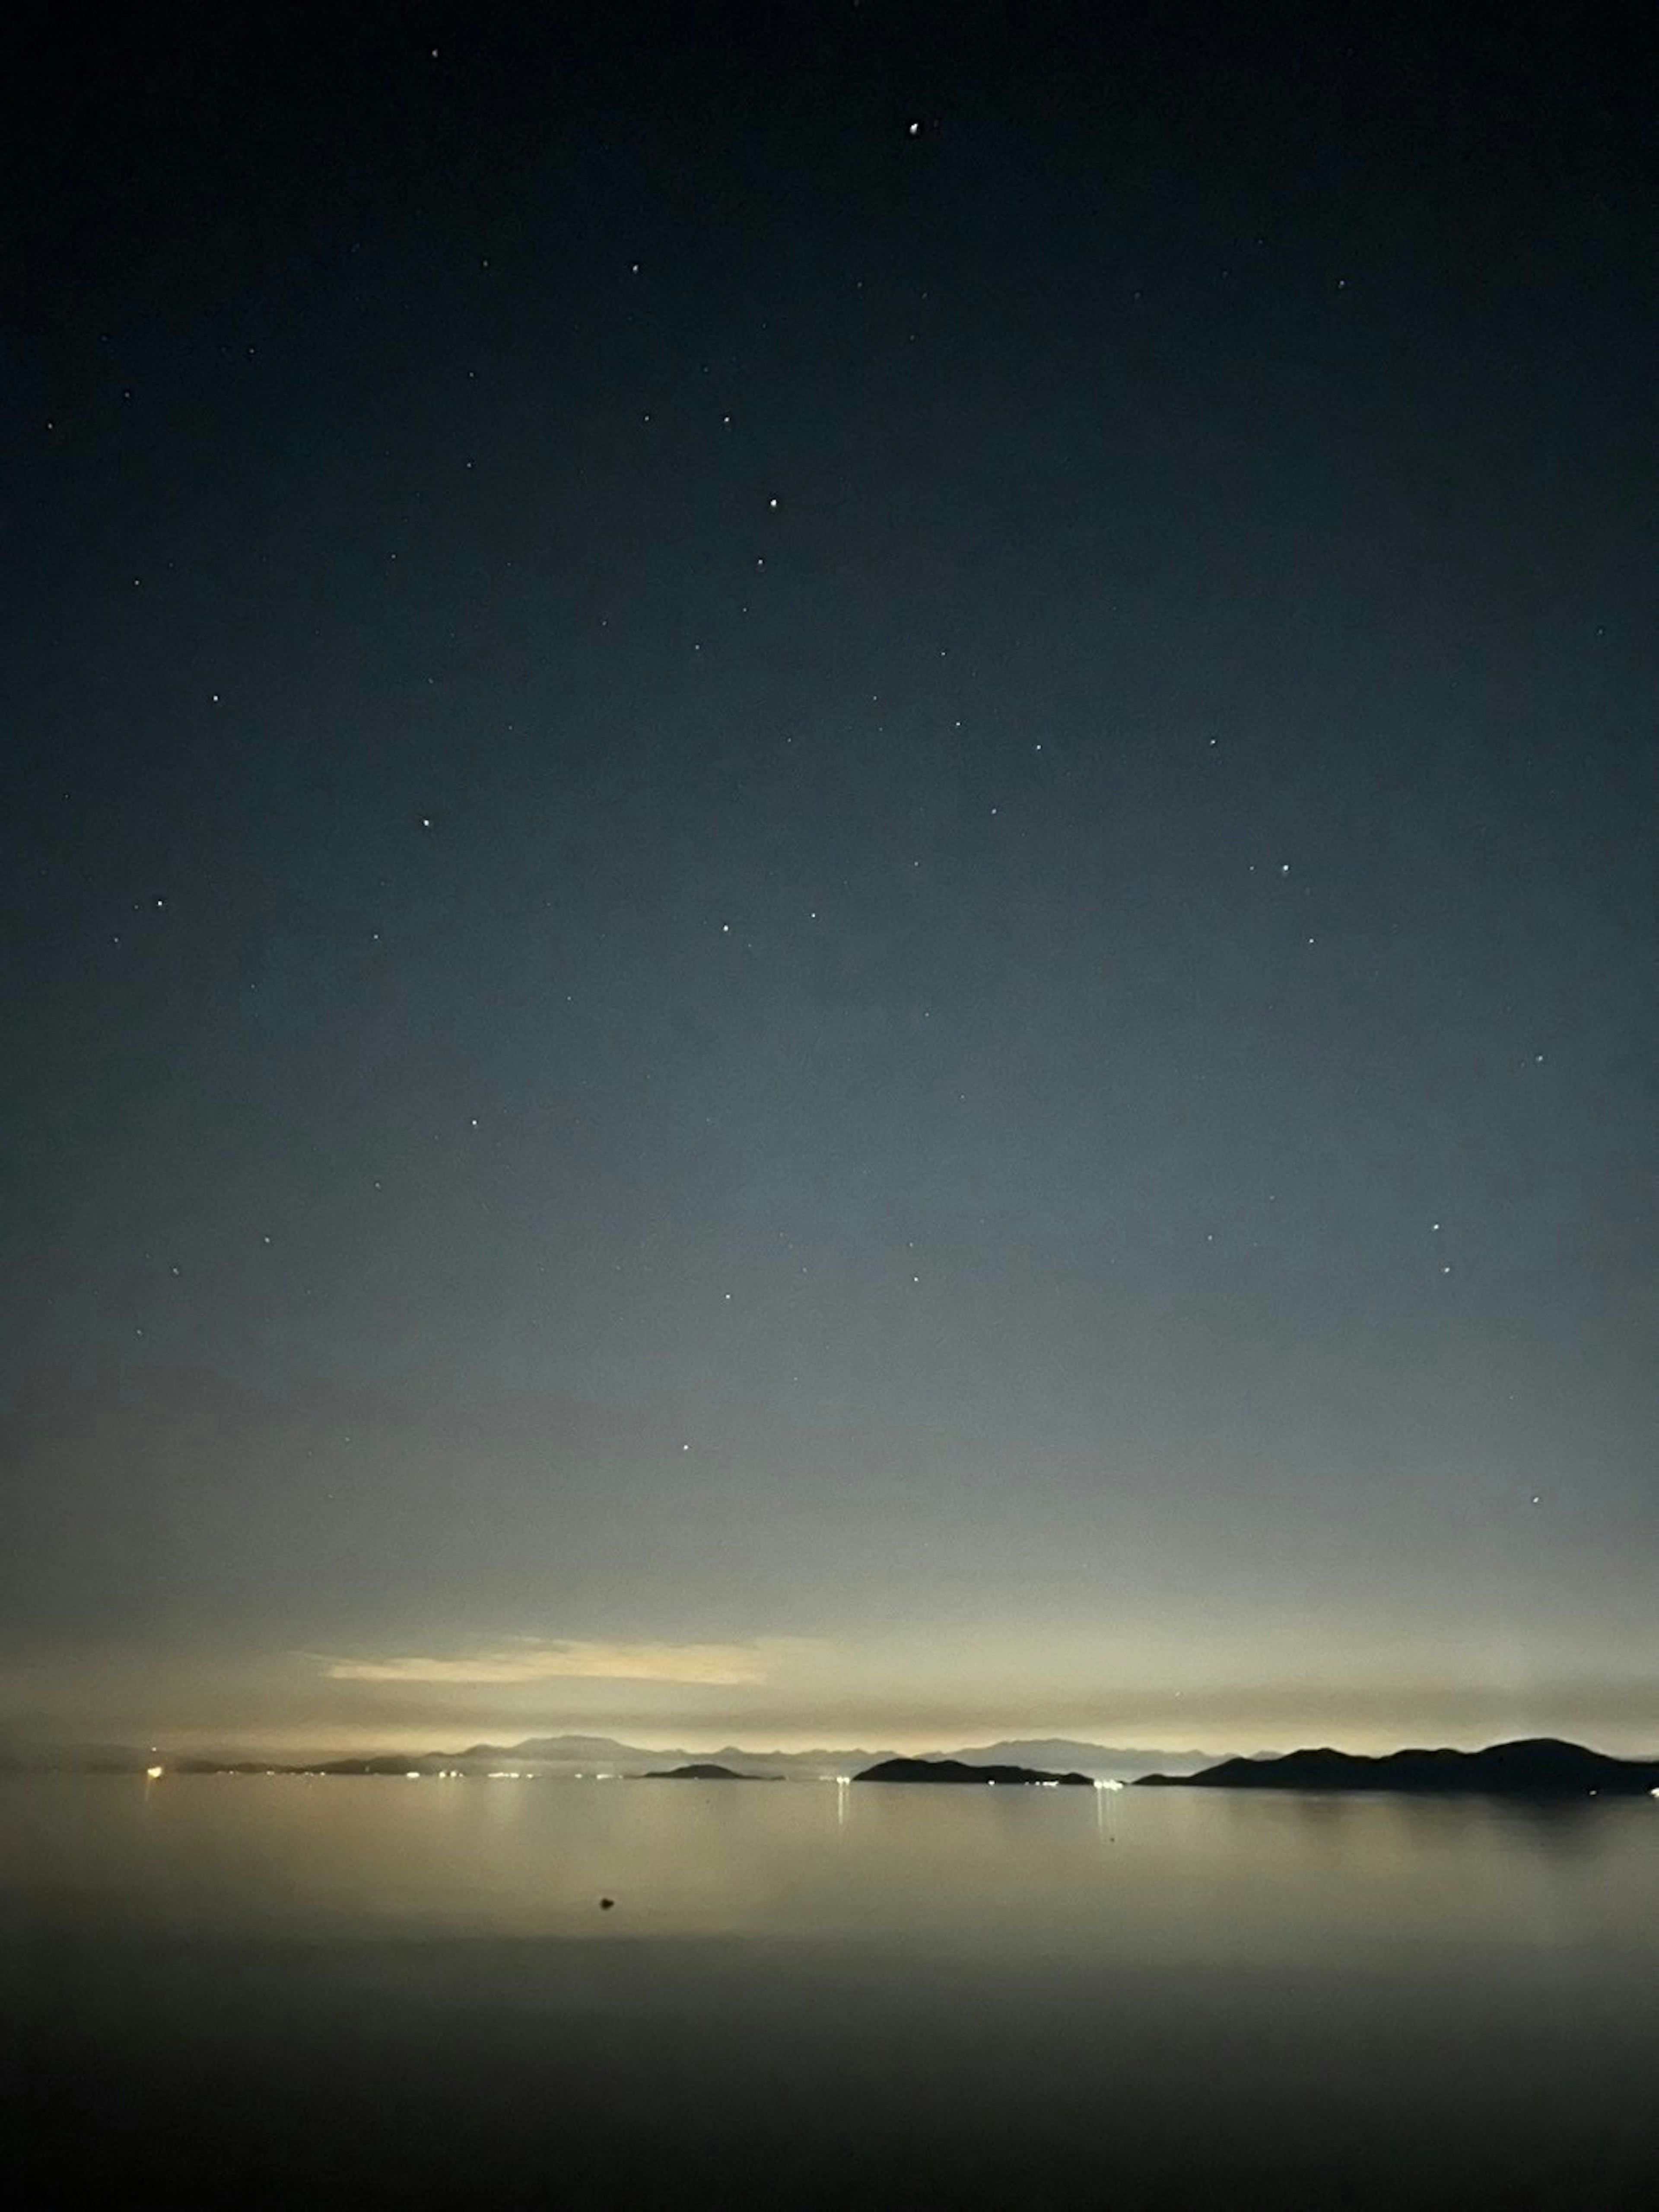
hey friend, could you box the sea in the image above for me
[3,1773,1655,2208]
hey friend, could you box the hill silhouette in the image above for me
[1135,1738,1659,1797]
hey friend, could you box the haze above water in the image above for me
[6,1776,1656,2208]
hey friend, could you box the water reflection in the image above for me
[4,1777,1656,2210]
[14,1772,1655,1983]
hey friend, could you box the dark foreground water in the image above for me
[3,1776,1655,2209]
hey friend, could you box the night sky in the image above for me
[4,3,1652,1757]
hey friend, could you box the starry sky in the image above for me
[4,3,1653,1758]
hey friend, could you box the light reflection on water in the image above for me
[4,1777,1656,2207]
[9,1772,1649,1956]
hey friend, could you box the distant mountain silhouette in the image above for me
[481,1735,899,1776]
[638,1762,775,1781]
[432,1734,1210,1777]
[33,1731,1650,1791]
[855,1757,1093,1786]
[483,1735,674,1764]
[113,1735,1659,1792]
[1136,1738,1659,1797]
[9,1728,1224,1778]
[474,1734,1210,1776]
[948,1739,1217,1775]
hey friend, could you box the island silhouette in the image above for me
[1135,1737,1659,1797]
[855,1757,1093,1786]
[637,1762,776,1781]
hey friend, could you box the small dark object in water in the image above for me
[599,1897,615,1910]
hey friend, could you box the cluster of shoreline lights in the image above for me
[141,1764,1135,1787]
[388,1769,618,1780]
[134,1766,1659,1797]
[390,1771,1135,1786]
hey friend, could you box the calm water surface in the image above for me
[4,1776,1655,2207]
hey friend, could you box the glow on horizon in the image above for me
[95,1703,1659,1768]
